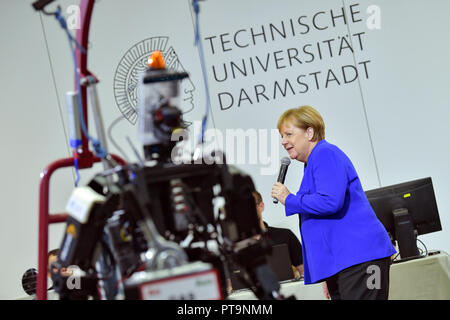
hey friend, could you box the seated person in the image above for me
[48,249,72,280]
[252,191,304,279]
[225,190,305,293]
[21,249,71,298]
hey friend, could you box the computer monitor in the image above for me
[229,244,295,291]
[365,177,442,262]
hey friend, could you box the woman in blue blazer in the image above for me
[271,105,396,300]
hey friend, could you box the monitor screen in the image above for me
[229,244,294,291]
[365,177,442,238]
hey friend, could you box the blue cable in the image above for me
[74,157,81,187]
[192,0,210,145]
[54,8,108,160]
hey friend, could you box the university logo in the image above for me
[113,36,196,125]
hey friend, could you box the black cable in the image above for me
[416,238,428,257]
[392,251,401,262]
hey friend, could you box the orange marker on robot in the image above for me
[147,50,166,69]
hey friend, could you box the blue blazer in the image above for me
[284,140,396,284]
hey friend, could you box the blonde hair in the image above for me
[277,105,325,141]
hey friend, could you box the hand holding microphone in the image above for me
[272,157,291,204]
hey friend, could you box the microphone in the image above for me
[273,157,291,204]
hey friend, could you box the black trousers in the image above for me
[325,257,391,300]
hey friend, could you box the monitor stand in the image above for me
[392,208,422,263]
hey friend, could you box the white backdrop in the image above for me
[1,0,449,299]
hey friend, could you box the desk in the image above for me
[389,252,450,300]
[15,253,450,300]
[227,280,325,300]
[228,253,450,300]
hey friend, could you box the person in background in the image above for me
[271,105,396,300]
[21,249,70,298]
[252,190,304,279]
[47,249,72,279]
[47,249,59,280]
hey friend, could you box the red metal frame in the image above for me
[37,0,126,300]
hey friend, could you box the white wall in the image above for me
[1,0,449,299]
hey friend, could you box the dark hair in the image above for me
[48,249,59,258]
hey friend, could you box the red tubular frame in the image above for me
[36,0,126,300]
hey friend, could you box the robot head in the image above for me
[137,51,189,162]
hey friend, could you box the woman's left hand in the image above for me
[271,182,291,205]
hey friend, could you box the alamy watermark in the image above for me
[63,3,380,34]
[65,265,82,290]
[65,5,80,30]
[366,264,381,290]
[170,121,281,176]
[366,5,381,30]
